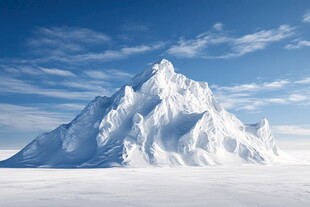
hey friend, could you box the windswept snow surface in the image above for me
[0,59,287,167]
[0,162,310,206]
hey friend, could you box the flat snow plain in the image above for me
[0,150,310,207]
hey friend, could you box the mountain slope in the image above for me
[0,59,283,167]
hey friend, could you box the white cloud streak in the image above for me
[285,39,310,49]
[213,77,310,111]
[0,104,72,131]
[167,24,295,59]
[23,25,166,64]
[272,125,310,136]
[213,23,224,31]
[84,69,133,80]
[167,33,229,58]
[212,79,290,93]
[28,26,111,54]
[303,10,310,23]
[0,65,41,75]
[0,76,111,100]
[53,103,86,111]
[40,67,76,77]
[295,77,310,85]
[54,43,165,63]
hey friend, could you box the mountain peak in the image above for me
[257,118,270,128]
[127,58,175,91]
[158,58,172,65]
[152,58,175,74]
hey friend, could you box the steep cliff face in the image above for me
[0,59,282,168]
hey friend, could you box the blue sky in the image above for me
[1,0,310,149]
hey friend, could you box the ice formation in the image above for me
[0,59,282,167]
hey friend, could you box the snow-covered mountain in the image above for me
[0,59,283,168]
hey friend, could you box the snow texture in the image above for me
[0,59,288,167]
[0,150,309,207]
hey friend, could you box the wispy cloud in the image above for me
[84,69,133,80]
[0,64,41,75]
[295,77,310,84]
[61,79,112,91]
[212,22,224,31]
[52,103,86,111]
[0,104,72,131]
[272,125,310,136]
[59,43,165,63]
[40,67,76,77]
[216,94,310,112]
[167,24,295,59]
[23,25,166,64]
[30,42,165,64]
[216,96,280,111]
[0,57,133,102]
[167,32,228,58]
[32,103,86,111]
[303,10,310,23]
[37,26,110,43]
[285,39,310,49]
[28,26,111,54]
[212,77,310,111]
[228,25,294,58]
[0,76,111,100]
[212,79,289,93]
[0,64,76,77]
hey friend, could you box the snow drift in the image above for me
[0,59,282,168]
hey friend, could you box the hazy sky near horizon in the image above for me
[0,0,310,149]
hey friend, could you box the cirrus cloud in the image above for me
[167,24,295,59]
[303,10,310,23]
